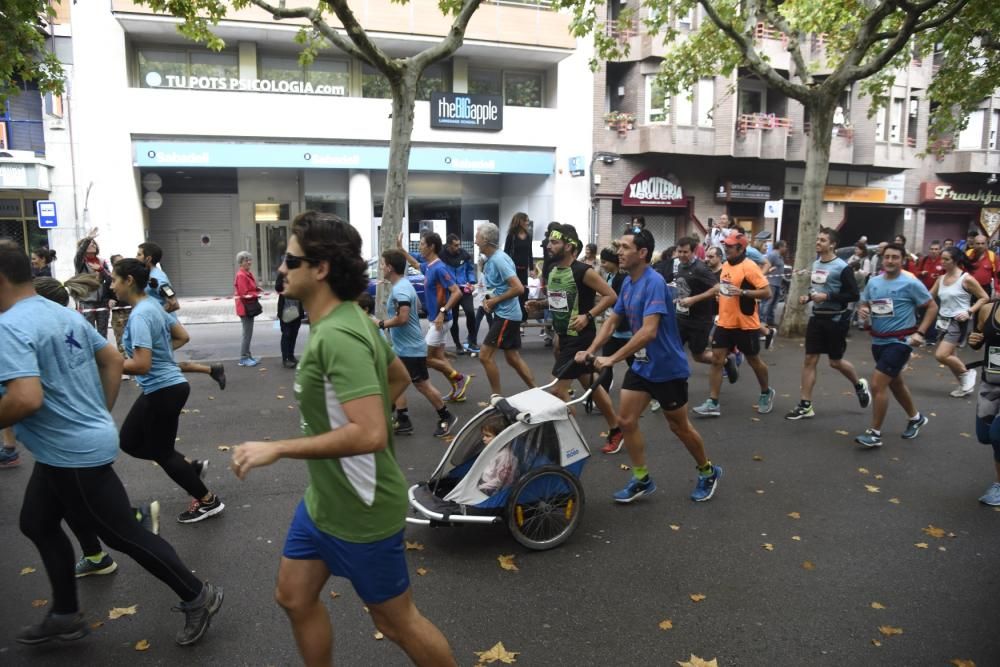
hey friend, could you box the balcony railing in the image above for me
[738,113,792,133]
[603,17,639,44]
[754,23,788,47]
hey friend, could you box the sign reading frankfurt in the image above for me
[622,170,687,207]
[431,92,503,131]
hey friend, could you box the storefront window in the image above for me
[469,68,502,96]
[138,49,188,84]
[417,63,449,101]
[308,59,350,90]
[504,71,543,107]
[190,52,238,80]
[362,64,392,99]
[259,55,303,83]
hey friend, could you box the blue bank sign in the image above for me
[430,92,503,131]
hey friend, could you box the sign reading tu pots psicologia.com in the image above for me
[143,71,346,96]
[430,92,503,131]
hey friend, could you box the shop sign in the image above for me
[431,92,503,131]
[716,181,771,202]
[920,181,1000,207]
[622,171,686,207]
[982,209,1000,236]
[822,185,887,204]
[143,72,346,96]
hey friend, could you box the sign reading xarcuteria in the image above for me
[430,92,503,131]
[622,171,687,207]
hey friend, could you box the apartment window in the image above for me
[738,88,764,115]
[889,98,904,143]
[645,75,669,123]
[907,96,919,146]
[678,8,694,28]
[675,85,694,126]
[469,68,501,96]
[362,64,392,99]
[990,110,1000,150]
[504,71,543,108]
[876,106,887,140]
[697,78,714,127]
[137,48,237,86]
[417,63,450,101]
[959,109,985,149]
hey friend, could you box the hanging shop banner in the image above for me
[622,170,686,207]
[920,181,1000,207]
[982,208,1000,237]
[715,180,772,202]
[430,92,503,131]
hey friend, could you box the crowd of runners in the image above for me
[2,210,999,665]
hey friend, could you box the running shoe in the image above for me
[692,399,721,417]
[724,354,739,384]
[544,335,553,348]
[978,482,1000,506]
[650,400,661,412]
[901,413,928,439]
[173,582,224,646]
[757,388,776,414]
[784,404,815,420]
[613,475,656,503]
[394,417,414,435]
[451,373,471,402]
[0,447,20,468]
[464,342,481,355]
[16,611,88,645]
[209,363,227,390]
[192,459,209,482]
[602,430,625,454]
[455,345,467,356]
[433,414,458,438]
[764,327,777,350]
[950,369,977,398]
[855,429,883,448]
[691,465,723,502]
[75,553,117,578]
[282,359,297,369]
[855,378,872,408]
[177,495,225,524]
[138,500,160,535]
[238,358,258,367]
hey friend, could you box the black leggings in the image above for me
[449,291,477,347]
[20,462,203,614]
[120,382,208,500]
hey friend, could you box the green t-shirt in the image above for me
[296,301,408,543]
[547,262,595,337]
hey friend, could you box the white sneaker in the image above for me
[951,369,977,397]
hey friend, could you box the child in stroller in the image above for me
[477,414,517,496]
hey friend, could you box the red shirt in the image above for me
[967,250,997,290]
[914,255,945,290]
[234,268,260,316]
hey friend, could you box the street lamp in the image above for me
[590,151,621,244]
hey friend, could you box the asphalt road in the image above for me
[1,326,998,666]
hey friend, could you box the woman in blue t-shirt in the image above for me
[112,259,225,525]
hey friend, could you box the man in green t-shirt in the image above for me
[232,212,456,666]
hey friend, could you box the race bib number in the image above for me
[634,347,649,364]
[675,302,690,315]
[719,280,737,297]
[870,298,894,318]
[986,346,1000,385]
[549,290,569,311]
[936,316,951,332]
[811,270,829,285]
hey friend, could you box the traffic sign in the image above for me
[36,200,58,229]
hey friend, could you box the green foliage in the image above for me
[0,0,65,102]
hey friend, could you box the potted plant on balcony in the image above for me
[604,111,621,129]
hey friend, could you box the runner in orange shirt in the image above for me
[692,233,776,417]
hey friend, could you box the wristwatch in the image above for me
[378,320,385,330]
[439,307,447,314]
[585,312,595,323]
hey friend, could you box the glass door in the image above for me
[256,223,288,287]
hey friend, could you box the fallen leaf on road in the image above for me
[802,561,816,570]
[787,512,801,519]
[134,639,150,651]
[31,599,47,608]
[477,401,490,408]
[20,567,35,575]
[938,546,947,552]
[888,498,901,504]
[276,395,285,399]
[109,605,138,619]
[874,474,884,480]
[208,396,215,400]
[761,543,774,551]
[871,602,886,610]
[835,430,850,436]
[865,485,880,493]
[950,660,976,667]
[929,412,937,417]
[948,532,957,538]
[750,417,760,422]
[416,567,428,576]
[871,639,882,647]
[878,626,903,637]
[374,631,384,640]
[475,641,520,664]
[405,541,425,551]
[791,536,801,541]
[659,619,674,630]
[752,455,763,461]
[960,432,971,438]
[914,542,929,549]
[858,467,870,475]
[90,621,104,629]
[498,555,519,572]
[669,524,680,531]
[922,525,946,538]
[689,593,706,602]
[217,445,230,451]
[620,464,631,471]
[288,405,295,410]
[755,489,765,494]
[677,655,718,667]
[599,432,608,438]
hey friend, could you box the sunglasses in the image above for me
[283,253,319,270]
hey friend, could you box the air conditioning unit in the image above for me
[47,117,66,131]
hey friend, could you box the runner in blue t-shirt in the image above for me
[576,227,722,504]
[0,244,222,647]
[854,243,937,448]
[378,249,456,438]
[475,222,536,396]
[137,242,227,391]
[113,259,226,524]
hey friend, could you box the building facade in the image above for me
[20,0,593,292]
[590,7,1000,257]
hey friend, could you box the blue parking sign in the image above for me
[36,200,58,229]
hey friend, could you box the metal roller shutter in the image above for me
[147,194,237,296]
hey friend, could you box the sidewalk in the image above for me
[174,293,279,325]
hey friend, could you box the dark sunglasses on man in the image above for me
[283,253,319,270]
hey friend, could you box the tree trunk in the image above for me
[779,101,835,337]
[374,72,417,319]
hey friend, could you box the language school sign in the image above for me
[622,171,687,207]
